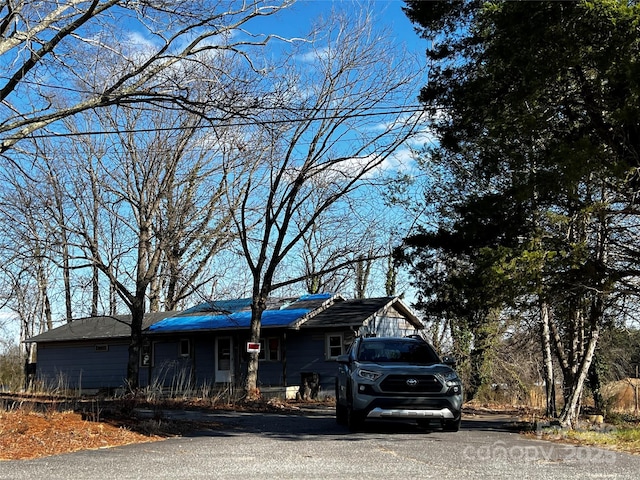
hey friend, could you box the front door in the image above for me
[215,336,233,383]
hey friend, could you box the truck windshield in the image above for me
[357,340,440,364]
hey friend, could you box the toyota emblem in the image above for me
[406,378,418,387]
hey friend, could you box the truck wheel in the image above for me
[442,417,461,432]
[336,402,348,425]
[347,405,364,432]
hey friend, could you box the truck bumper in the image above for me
[366,407,456,420]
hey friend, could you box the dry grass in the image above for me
[561,428,640,455]
[464,400,640,456]
[513,408,640,456]
[532,424,640,456]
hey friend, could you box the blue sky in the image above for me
[253,1,430,305]
[251,0,425,55]
[243,0,432,175]
[0,0,429,350]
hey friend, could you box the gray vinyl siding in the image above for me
[255,360,285,387]
[194,337,215,386]
[139,363,151,387]
[284,330,347,393]
[35,341,128,389]
[360,308,420,338]
[151,340,193,389]
[283,322,416,394]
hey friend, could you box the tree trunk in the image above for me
[467,344,485,401]
[587,353,604,414]
[35,253,53,331]
[62,235,73,323]
[148,275,161,312]
[385,256,397,296]
[92,263,100,317]
[243,293,267,400]
[355,255,371,299]
[90,170,100,318]
[126,299,146,391]
[540,301,557,417]
[559,321,600,428]
[164,257,180,311]
[109,280,117,316]
[307,274,321,294]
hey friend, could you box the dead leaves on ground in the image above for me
[0,410,162,460]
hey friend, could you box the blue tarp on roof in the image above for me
[295,293,332,301]
[148,308,311,333]
[182,298,253,314]
[180,293,333,315]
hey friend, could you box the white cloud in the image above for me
[295,46,330,64]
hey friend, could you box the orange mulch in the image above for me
[0,394,318,461]
[0,410,163,460]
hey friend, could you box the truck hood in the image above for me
[356,362,456,376]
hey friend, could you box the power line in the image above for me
[6,106,429,141]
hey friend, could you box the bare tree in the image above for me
[226,8,426,398]
[55,106,245,388]
[301,219,347,295]
[0,0,294,156]
[0,0,296,388]
[299,195,387,296]
[0,179,56,360]
[151,127,248,312]
[0,101,249,388]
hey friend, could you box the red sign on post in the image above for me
[246,342,261,353]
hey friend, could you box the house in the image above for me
[25,311,176,391]
[26,293,423,396]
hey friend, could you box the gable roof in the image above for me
[299,297,423,330]
[25,311,176,344]
[26,294,422,343]
[148,293,338,333]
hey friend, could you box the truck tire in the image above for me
[347,406,365,432]
[442,417,461,432]
[336,402,348,425]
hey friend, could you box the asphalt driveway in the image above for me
[1,407,639,479]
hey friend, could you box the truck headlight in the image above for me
[441,371,462,395]
[357,368,382,381]
[442,371,461,387]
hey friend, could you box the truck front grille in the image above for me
[380,374,443,393]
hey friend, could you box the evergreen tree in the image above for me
[402,0,640,426]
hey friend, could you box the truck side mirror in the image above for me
[442,355,457,368]
[336,354,350,364]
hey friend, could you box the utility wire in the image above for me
[5,106,429,141]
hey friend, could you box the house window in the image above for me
[95,344,108,352]
[326,333,344,359]
[179,339,190,357]
[258,337,280,361]
[140,341,153,367]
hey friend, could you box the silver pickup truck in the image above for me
[335,335,463,432]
